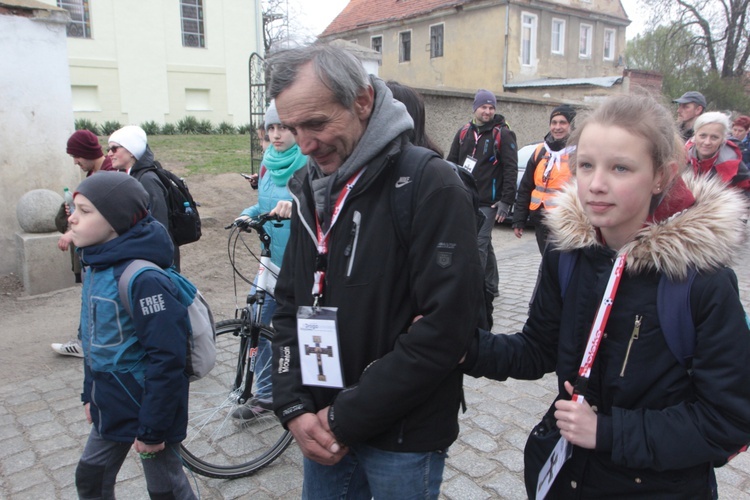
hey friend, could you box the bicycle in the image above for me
[179,213,293,479]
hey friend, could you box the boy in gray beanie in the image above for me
[68,171,196,499]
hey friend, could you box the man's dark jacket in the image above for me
[272,109,483,451]
[447,114,518,209]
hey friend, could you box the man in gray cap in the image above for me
[673,91,707,141]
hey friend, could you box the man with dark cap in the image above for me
[52,130,120,357]
[512,104,576,254]
[447,89,518,329]
[673,91,707,141]
[65,129,116,176]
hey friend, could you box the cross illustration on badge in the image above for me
[304,335,334,381]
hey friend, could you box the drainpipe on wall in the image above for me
[503,0,510,90]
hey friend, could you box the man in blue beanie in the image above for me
[447,89,518,329]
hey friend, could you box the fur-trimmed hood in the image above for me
[546,174,748,280]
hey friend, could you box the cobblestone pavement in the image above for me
[2,226,750,499]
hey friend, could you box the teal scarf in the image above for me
[263,144,307,186]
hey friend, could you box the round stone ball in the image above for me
[17,189,64,233]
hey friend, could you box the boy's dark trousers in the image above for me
[76,427,196,499]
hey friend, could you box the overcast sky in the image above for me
[298,0,649,40]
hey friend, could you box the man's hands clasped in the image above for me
[287,408,348,465]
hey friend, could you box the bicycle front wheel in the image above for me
[180,319,293,479]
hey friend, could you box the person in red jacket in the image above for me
[685,111,750,193]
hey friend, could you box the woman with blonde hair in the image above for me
[686,111,750,192]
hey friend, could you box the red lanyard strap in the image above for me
[572,252,627,405]
[312,168,366,306]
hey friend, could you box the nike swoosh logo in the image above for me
[395,177,412,188]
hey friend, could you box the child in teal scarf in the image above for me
[232,101,307,415]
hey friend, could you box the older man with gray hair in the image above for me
[269,44,482,498]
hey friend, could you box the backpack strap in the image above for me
[657,268,698,368]
[492,126,502,163]
[112,259,163,368]
[557,250,579,299]
[391,144,440,249]
[532,143,547,167]
[458,123,471,145]
[117,259,163,316]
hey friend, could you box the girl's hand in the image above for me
[554,381,597,449]
[270,200,293,219]
[247,173,259,189]
[84,403,92,424]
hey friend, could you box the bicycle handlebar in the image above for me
[225,212,288,231]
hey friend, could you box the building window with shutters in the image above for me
[371,35,383,53]
[57,0,91,38]
[181,0,205,48]
[430,24,444,58]
[399,31,411,62]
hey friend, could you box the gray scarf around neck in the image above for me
[309,76,414,231]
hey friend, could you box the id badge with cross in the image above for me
[462,155,477,173]
[297,306,344,388]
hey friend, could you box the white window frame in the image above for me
[371,35,383,53]
[430,23,444,58]
[521,12,538,66]
[399,30,412,63]
[551,18,565,55]
[603,28,616,61]
[579,23,593,59]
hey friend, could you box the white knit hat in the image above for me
[109,125,148,160]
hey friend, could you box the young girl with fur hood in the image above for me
[462,94,750,499]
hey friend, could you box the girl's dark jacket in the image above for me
[465,174,750,498]
[271,137,483,452]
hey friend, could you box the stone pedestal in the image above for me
[15,232,74,295]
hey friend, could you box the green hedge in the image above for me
[75,117,255,136]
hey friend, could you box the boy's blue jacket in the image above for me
[78,216,189,444]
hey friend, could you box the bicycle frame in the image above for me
[232,215,281,405]
[180,212,292,479]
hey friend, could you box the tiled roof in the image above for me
[320,0,470,37]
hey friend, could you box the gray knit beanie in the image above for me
[264,100,280,132]
[473,89,497,112]
[74,171,150,235]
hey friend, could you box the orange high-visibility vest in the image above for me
[529,144,572,211]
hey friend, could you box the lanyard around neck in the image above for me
[572,252,627,405]
[311,168,366,306]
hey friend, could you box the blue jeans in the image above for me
[75,427,196,499]
[302,444,447,499]
[251,279,276,400]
